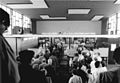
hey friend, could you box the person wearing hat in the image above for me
[0,8,20,83]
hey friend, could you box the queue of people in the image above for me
[16,39,108,83]
[1,8,120,83]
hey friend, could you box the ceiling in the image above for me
[1,0,120,21]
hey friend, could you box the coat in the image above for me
[0,34,20,83]
[96,65,120,83]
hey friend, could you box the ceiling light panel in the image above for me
[89,0,114,1]
[91,15,104,21]
[40,15,66,19]
[40,15,49,19]
[7,0,48,9]
[49,17,66,19]
[68,9,91,14]
[31,0,48,7]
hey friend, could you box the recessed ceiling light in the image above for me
[40,15,49,19]
[114,0,120,4]
[40,15,66,19]
[7,0,48,9]
[90,0,114,1]
[91,15,104,21]
[49,17,66,19]
[68,9,91,14]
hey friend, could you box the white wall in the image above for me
[36,21,102,34]
[20,38,38,51]
[5,37,38,56]
[5,38,17,55]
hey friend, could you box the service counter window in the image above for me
[4,35,120,65]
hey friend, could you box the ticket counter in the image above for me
[4,34,120,65]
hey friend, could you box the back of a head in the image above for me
[78,62,82,69]
[0,8,10,27]
[113,47,120,64]
[72,69,78,75]
[19,50,34,64]
[101,61,106,67]
[95,61,101,68]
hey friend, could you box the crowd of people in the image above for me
[16,39,108,83]
[1,8,120,83]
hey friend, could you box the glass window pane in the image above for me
[117,13,120,34]
[13,11,16,16]
[12,16,16,28]
[108,15,116,35]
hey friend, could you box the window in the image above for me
[117,13,120,34]
[23,16,31,28]
[12,11,16,28]
[0,3,32,34]
[108,15,116,35]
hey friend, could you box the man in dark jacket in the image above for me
[0,8,20,83]
[97,47,120,83]
[18,50,47,83]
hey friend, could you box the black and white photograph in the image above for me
[0,0,120,83]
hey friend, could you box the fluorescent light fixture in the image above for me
[49,17,66,19]
[40,15,49,19]
[7,0,48,9]
[90,0,114,1]
[91,15,104,21]
[4,34,120,38]
[114,0,120,4]
[68,9,91,14]
[40,15,66,19]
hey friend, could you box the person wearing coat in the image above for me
[96,47,120,83]
[0,8,20,83]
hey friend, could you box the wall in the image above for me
[5,37,38,56]
[36,21,102,34]
[20,38,38,51]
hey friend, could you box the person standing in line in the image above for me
[96,47,120,83]
[69,69,83,83]
[0,8,20,83]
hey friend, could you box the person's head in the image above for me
[113,47,120,64]
[48,59,52,65]
[78,62,83,69]
[74,53,79,57]
[77,47,83,54]
[32,64,39,70]
[0,8,10,34]
[57,42,62,48]
[19,50,34,64]
[95,61,101,68]
[85,56,92,64]
[72,69,78,75]
[87,69,91,74]
[41,58,46,63]
[101,61,106,67]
